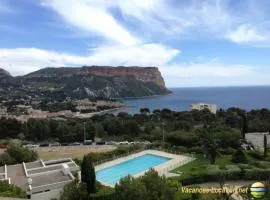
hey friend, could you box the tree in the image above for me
[81,155,96,194]
[60,180,88,200]
[205,142,219,165]
[241,113,248,138]
[264,134,268,158]
[95,123,105,138]
[0,143,38,165]
[140,169,175,200]
[140,108,150,115]
[85,121,95,140]
[115,176,147,200]
[125,120,140,137]
[115,169,176,200]
[203,126,219,165]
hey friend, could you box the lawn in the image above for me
[172,153,270,175]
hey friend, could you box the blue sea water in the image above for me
[118,86,270,114]
[96,153,170,185]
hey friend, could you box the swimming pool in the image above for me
[96,153,171,185]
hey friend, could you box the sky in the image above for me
[0,0,270,87]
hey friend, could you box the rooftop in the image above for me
[1,158,79,194]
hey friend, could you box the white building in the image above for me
[0,158,79,200]
[191,103,217,114]
[245,132,270,150]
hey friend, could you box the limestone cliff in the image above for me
[0,66,171,100]
[80,66,166,88]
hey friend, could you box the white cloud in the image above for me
[227,24,270,46]
[42,0,139,46]
[2,47,269,88]
[159,61,270,87]
[0,44,179,75]
[114,0,270,46]
[41,0,270,47]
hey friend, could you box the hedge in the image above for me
[89,188,116,200]
[178,168,270,186]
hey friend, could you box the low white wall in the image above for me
[95,150,195,187]
[31,188,62,200]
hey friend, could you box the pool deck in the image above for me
[95,150,195,187]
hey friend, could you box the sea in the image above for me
[117,86,270,114]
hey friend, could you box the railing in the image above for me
[93,148,143,166]
[93,145,197,166]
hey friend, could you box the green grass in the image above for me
[172,156,208,174]
[215,155,233,168]
[173,155,233,174]
[172,153,270,176]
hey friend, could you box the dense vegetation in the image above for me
[1,107,270,145]
[0,180,27,198]
[0,143,38,166]
[0,67,170,100]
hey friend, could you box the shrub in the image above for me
[205,165,220,174]
[243,169,270,180]
[232,149,247,163]
[179,168,270,185]
[225,165,241,172]
[0,143,38,165]
[247,150,264,160]
[188,146,204,154]
[75,145,143,165]
[171,146,188,153]
[220,148,236,155]
[238,164,253,169]
[90,187,116,200]
[0,180,27,198]
[251,161,270,169]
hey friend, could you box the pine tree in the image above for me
[81,155,96,194]
[241,113,248,139]
[264,134,268,158]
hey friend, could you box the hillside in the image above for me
[0,66,171,100]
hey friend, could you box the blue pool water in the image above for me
[96,154,171,185]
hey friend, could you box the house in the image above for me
[245,132,270,150]
[0,158,80,200]
[191,103,217,114]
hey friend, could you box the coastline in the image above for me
[118,91,174,100]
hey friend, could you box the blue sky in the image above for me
[0,0,270,87]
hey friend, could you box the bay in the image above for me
[117,86,270,114]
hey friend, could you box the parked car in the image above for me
[50,142,61,147]
[68,142,82,146]
[24,144,39,148]
[106,141,116,145]
[84,140,93,145]
[96,141,106,145]
[119,141,129,145]
[39,143,50,147]
[0,144,8,149]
